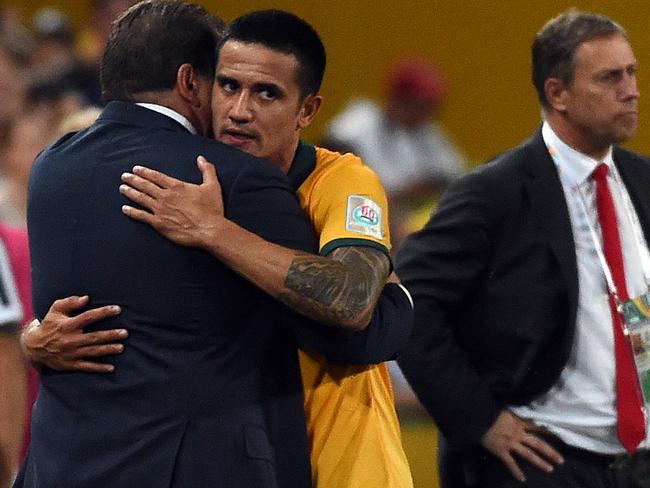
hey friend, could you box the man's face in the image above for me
[212,40,320,171]
[561,34,639,150]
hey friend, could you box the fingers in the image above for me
[122,204,157,226]
[523,432,564,466]
[65,328,128,350]
[499,452,526,483]
[66,359,116,374]
[197,155,218,185]
[131,165,179,189]
[512,440,553,476]
[72,306,122,330]
[50,295,90,314]
[481,410,564,483]
[120,178,160,210]
[64,341,124,359]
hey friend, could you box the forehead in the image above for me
[216,40,300,86]
[573,34,635,73]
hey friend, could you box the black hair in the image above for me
[219,10,325,98]
[100,0,224,102]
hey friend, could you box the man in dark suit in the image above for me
[16,2,405,487]
[397,10,650,488]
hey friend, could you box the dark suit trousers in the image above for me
[476,434,650,488]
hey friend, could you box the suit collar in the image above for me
[98,101,195,134]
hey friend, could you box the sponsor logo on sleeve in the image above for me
[345,195,383,239]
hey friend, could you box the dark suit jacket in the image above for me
[395,129,650,451]
[18,102,412,488]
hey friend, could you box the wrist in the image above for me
[199,216,232,255]
[20,319,41,363]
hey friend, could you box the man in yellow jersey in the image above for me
[21,10,413,488]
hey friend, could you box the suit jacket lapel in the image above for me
[614,148,650,247]
[522,129,579,311]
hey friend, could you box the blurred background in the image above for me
[3,1,650,486]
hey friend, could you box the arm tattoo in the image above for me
[279,246,390,329]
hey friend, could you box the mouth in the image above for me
[220,129,255,146]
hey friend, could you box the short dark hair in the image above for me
[100,0,224,102]
[532,9,627,107]
[219,10,326,99]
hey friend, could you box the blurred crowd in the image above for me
[0,2,135,227]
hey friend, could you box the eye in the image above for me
[601,71,622,83]
[258,88,278,101]
[219,80,238,93]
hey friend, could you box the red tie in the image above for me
[592,162,646,452]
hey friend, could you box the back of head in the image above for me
[532,9,626,107]
[100,0,224,102]
[219,10,325,99]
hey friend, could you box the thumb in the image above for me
[197,155,218,185]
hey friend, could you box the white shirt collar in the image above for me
[135,102,197,135]
[542,120,614,185]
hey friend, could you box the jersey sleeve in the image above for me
[310,155,391,257]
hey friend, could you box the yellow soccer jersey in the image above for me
[286,142,413,488]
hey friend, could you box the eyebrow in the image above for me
[253,82,284,96]
[216,74,285,97]
[216,74,237,84]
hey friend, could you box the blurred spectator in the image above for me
[30,8,75,75]
[57,105,102,137]
[324,57,467,246]
[0,222,30,487]
[78,0,137,65]
[0,33,30,136]
[0,100,76,228]
[0,12,90,479]
[31,8,102,106]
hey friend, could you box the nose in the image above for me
[228,92,253,124]
[622,73,640,100]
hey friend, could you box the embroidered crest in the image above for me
[345,195,383,239]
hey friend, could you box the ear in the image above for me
[176,63,205,108]
[297,94,323,130]
[544,77,569,112]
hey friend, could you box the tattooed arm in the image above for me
[120,159,391,331]
[280,246,390,329]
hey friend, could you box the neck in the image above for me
[545,112,610,161]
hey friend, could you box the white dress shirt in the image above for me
[511,121,650,453]
[136,102,197,135]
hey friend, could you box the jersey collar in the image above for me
[286,140,317,191]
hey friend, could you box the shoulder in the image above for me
[438,132,543,222]
[614,146,650,167]
[452,137,532,194]
[181,135,289,186]
[312,146,382,184]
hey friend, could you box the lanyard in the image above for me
[548,146,650,304]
